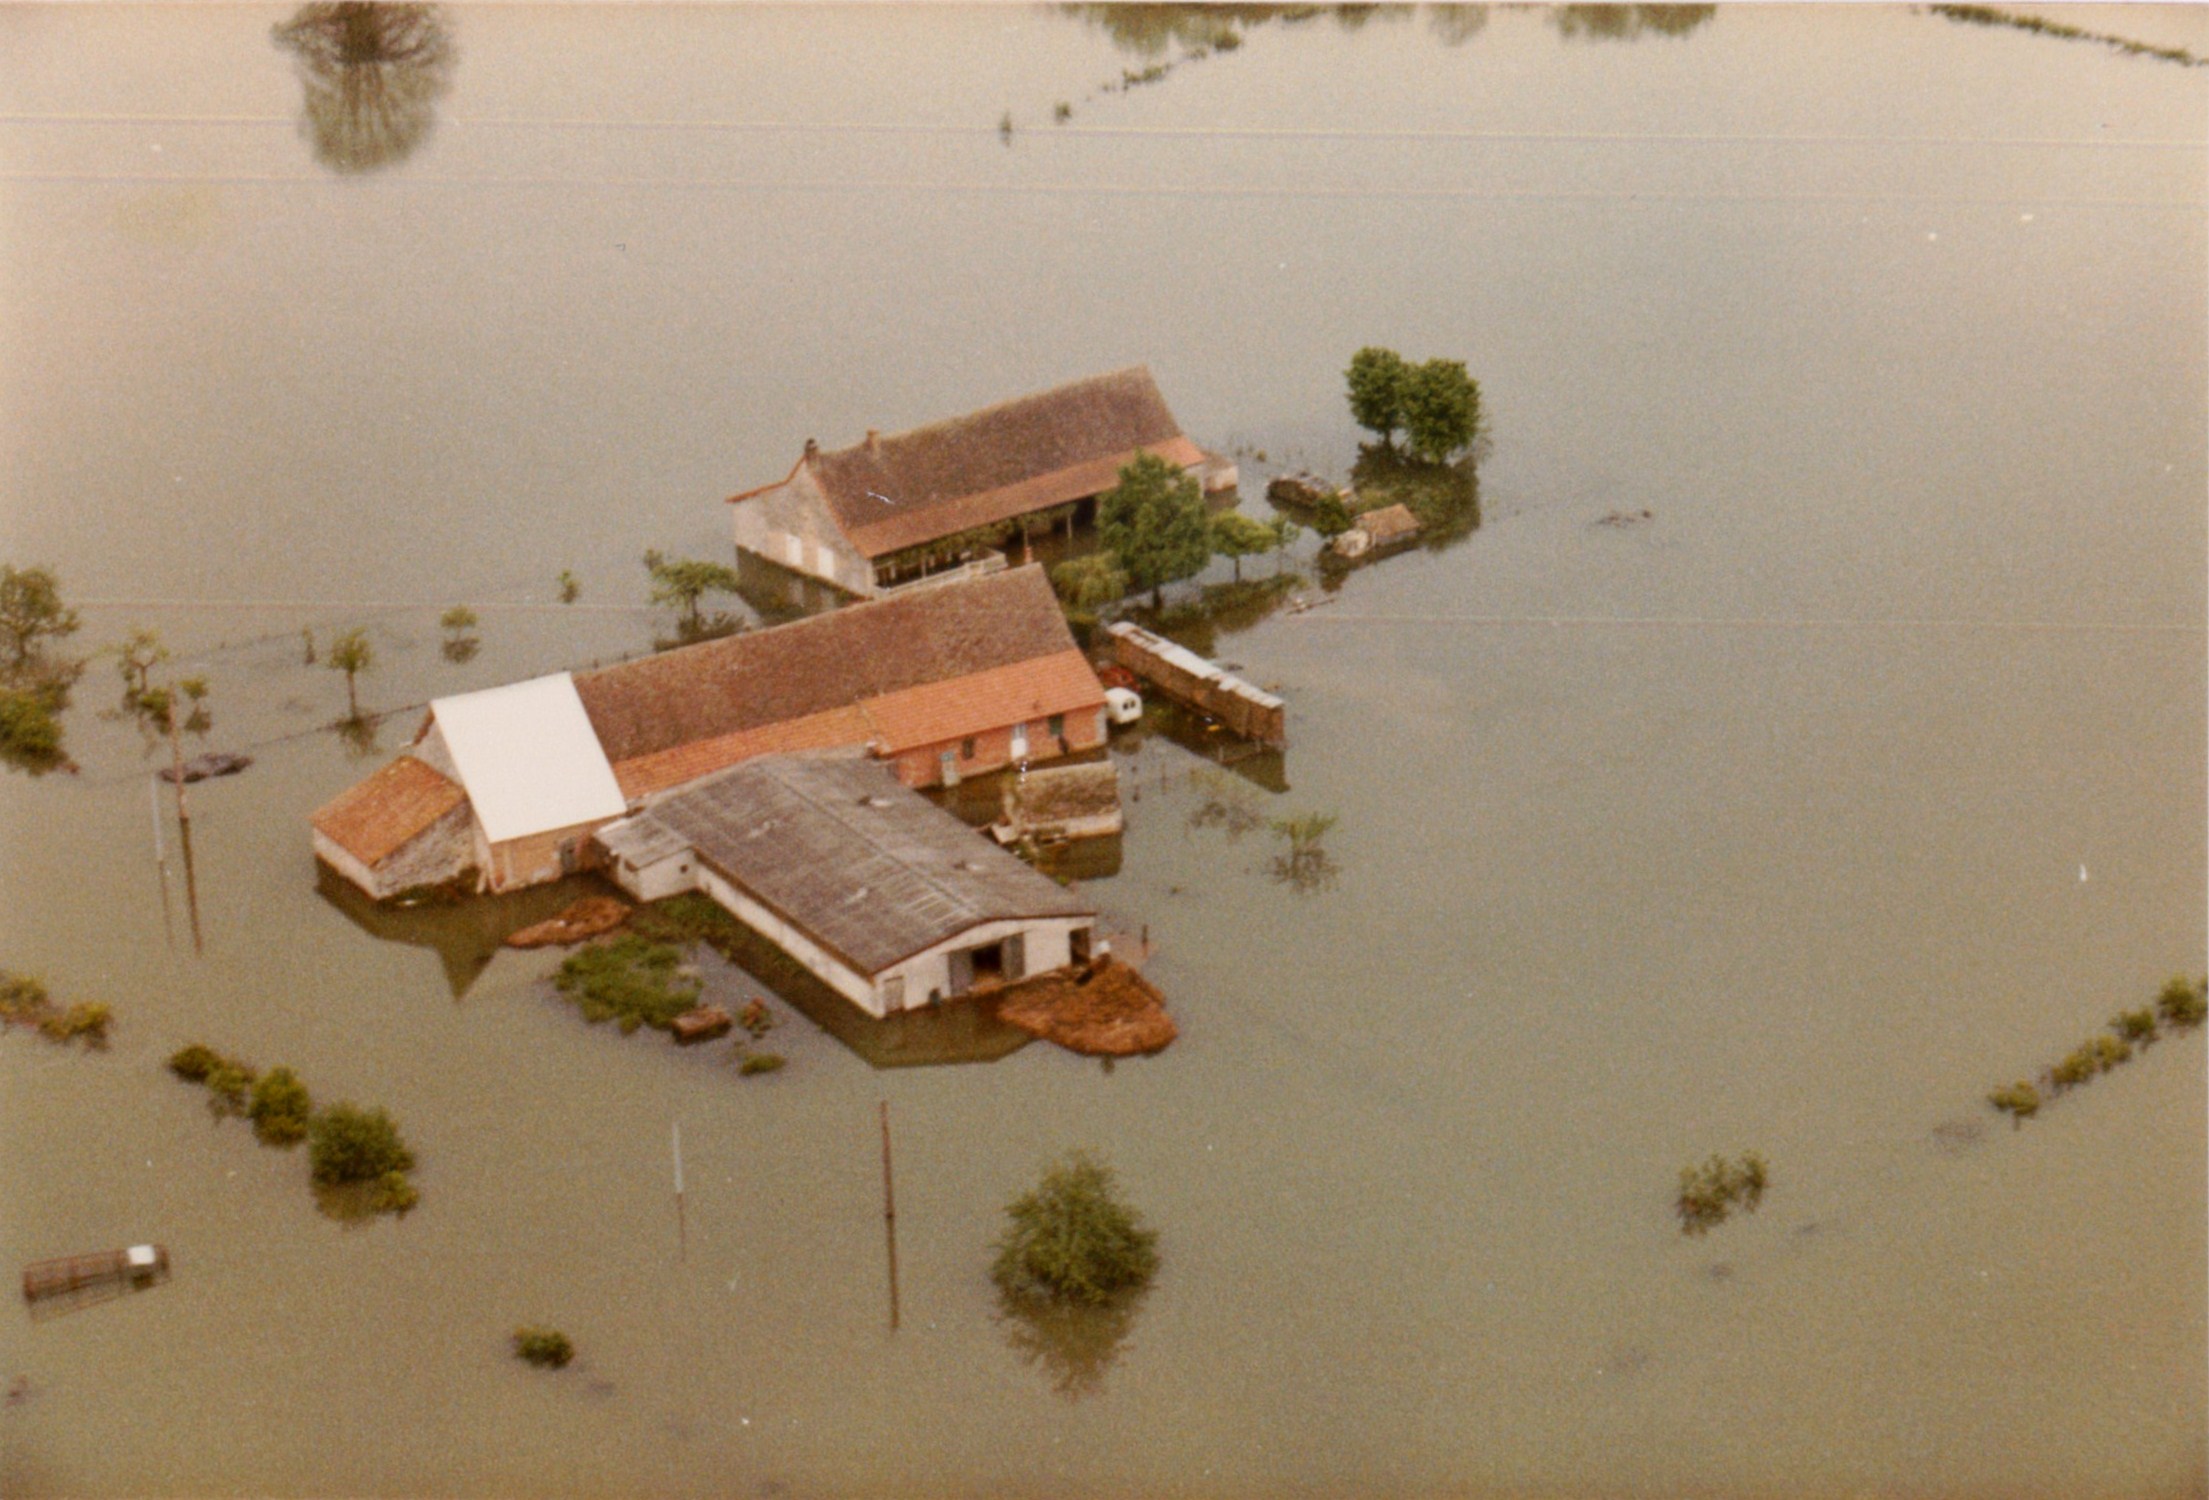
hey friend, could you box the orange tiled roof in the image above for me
[860,648,1105,754]
[777,367,1199,560]
[310,755,465,868]
[611,704,876,802]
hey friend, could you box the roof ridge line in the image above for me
[766,760,992,927]
[815,365,1158,457]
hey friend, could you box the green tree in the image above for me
[556,570,581,605]
[115,627,168,701]
[643,550,743,634]
[439,604,478,634]
[1049,553,1132,614]
[327,628,373,722]
[1345,346,1411,446]
[991,1151,1159,1306]
[248,1066,313,1145]
[0,565,80,671]
[1268,518,1302,575]
[1310,492,1355,540]
[1401,358,1483,463]
[309,1103,415,1186]
[1209,511,1277,582]
[1098,452,1210,610]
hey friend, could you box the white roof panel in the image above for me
[431,673,627,844]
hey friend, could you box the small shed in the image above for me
[597,754,1096,1018]
[1105,621,1287,750]
[1357,503,1421,547]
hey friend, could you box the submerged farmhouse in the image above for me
[728,366,1238,598]
[599,754,1096,1017]
[312,566,1108,900]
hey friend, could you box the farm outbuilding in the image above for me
[597,754,1097,1018]
[727,367,1238,598]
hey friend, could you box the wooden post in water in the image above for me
[672,1120,686,1262]
[879,1100,900,1332]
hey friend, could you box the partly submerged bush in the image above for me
[167,1043,223,1082]
[36,1001,110,1046]
[2109,1008,2159,1047]
[1987,1080,2041,1122]
[249,1067,313,1145]
[737,1052,785,1076]
[1676,1152,1769,1236]
[991,1151,1159,1306]
[2157,975,2207,1031]
[553,935,701,1034]
[513,1327,574,1368]
[309,1103,415,1187]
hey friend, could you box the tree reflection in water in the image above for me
[995,1285,1147,1401]
[272,4,455,175]
[1551,5,1717,41]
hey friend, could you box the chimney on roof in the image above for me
[865,428,880,453]
[803,437,818,459]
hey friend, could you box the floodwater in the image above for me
[3,5,2204,1496]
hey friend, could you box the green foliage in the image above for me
[629,892,744,948]
[991,1151,1159,1306]
[1399,358,1482,462]
[1309,491,1355,539]
[553,935,701,1034]
[309,1103,415,1187]
[326,628,373,721]
[1209,511,1277,581]
[514,1327,575,1368]
[2110,1008,2159,1047]
[369,1170,419,1214]
[168,1043,225,1082]
[2157,975,2207,1030]
[0,688,64,765]
[439,604,478,633]
[643,549,744,630]
[1098,452,1211,608]
[556,569,582,605]
[249,1067,314,1145]
[0,565,80,670]
[1345,346,1410,443]
[38,1001,110,1047]
[1049,553,1132,614]
[1675,1152,1768,1235]
[738,1052,786,1076]
[205,1062,259,1114]
[1268,810,1340,892]
[114,627,168,699]
[1987,1080,2041,1121]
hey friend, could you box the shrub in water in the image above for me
[738,1052,785,1076]
[991,1151,1159,1306]
[36,1000,109,1046]
[2157,975,2207,1030]
[249,1067,313,1145]
[204,1061,258,1114]
[369,1170,419,1214]
[1675,1152,1770,1236]
[168,1043,223,1082]
[1987,1080,2041,1121]
[2110,1008,2159,1047]
[513,1327,574,1368]
[553,935,700,1034]
[309,1103,415,1187]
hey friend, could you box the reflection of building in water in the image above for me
[272,4,455,174]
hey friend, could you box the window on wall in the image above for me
[961,737,976,759]
[1047,714,1064,739]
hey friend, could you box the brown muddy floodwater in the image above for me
[2,5,2203,1497]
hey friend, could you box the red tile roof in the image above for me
[861,648,1105,754]
[1358,503,1422,543]
[572,566,1079,766]
[611,705,876,802]
[310,755,465,868]
[761,367,1200,560]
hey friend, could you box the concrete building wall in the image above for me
[604,847,700,905]
[878,915,1089,1011]
[695,865,881,1012]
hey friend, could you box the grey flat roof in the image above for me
[594,813,692,869]
[633,755,1093,976]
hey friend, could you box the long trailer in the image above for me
[1104,621,1287,750]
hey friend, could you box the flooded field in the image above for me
[2,5,2203,1496]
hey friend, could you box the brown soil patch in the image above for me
[994,956,1175,1057]
[504,896,631,949]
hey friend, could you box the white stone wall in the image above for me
[880,915,1089,1009]
[313,797,475,900]
[605,847,699,904]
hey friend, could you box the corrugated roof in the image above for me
[431,673,628,844]
[636,755,1093,977]
[797,367,1197,559]
[573,565,1080,766]
[311,755,465,868]
[860,648,1103,754]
